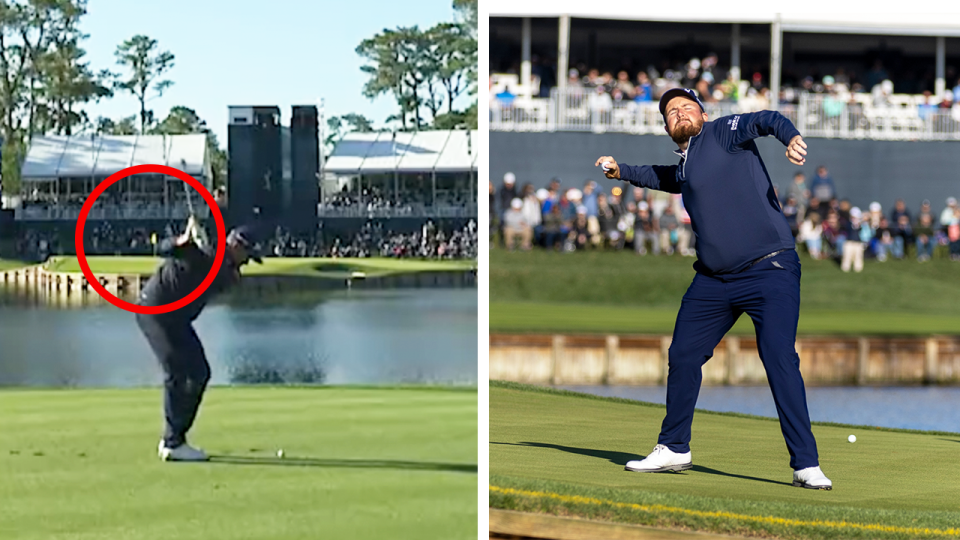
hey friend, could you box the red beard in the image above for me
[669,119,703,145]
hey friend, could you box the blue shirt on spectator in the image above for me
[635,83,653,102]
[583,191,599,217]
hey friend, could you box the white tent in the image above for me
[325,130,479,174]
[21,134,209,183]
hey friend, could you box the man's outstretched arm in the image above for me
[723,111,808,166]
[594,156,681,193]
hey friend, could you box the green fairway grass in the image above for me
[0,258,29,271]
[490,249,960,335]
[46,256,475,278]
[489,381,960,540]
[0,386,477,540]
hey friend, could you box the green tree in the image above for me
[36,39,112,135]
[151,106,227,189]
[357,26,434,130]
[453,0,477,38]
[426,22,475,115]
[0,0,84,196]
[94,115,137,135]
[114,34,174,133]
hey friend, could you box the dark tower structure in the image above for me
[289,105,320,235]
[227,106,282,228]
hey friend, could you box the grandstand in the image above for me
[16,134,210,222]
[490,11,960,141]
[489,10,960,214]
[323,129,479,219]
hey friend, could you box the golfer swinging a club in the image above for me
[136,215,263,462]
[596,88,831,490]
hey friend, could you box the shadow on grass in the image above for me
[492,441,791,486]
[936,438,960,444]
[208,455,477,474]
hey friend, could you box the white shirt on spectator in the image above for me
[521,196,542,227]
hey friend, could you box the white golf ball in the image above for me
[848,435,856,443]
[277,449,285,458]
[602,161,614,171]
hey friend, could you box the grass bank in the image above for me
[490,249,960,335]
[45,256,476,278]
[489,381,960,539]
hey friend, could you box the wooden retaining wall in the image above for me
[490,333,960,386]
[1,265,478,303]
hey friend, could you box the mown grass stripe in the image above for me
[489,486,960,537]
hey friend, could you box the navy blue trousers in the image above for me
[136,314,210,449]
[658,249,820,470]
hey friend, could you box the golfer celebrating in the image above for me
[596,88,831,490]
[137,217,262,462]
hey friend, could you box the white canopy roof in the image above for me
[21,134,208,181]
[325,130,479,175]
[488,5,960,37]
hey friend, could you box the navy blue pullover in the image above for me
[619,111,800,275]
[138,238,239,323]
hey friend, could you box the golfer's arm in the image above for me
[618,164,681,194]
[730,111,801,147]
[156,236,198,259]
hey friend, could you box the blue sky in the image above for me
[80,0,463,146]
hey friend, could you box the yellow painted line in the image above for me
[489,486,960,537]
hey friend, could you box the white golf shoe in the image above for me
[625,444,692,473]
[158,440,209,462]
[793,466,832,490]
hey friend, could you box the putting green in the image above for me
[45,256,475,278]
[0,258,29,271]
[490,381,960,539]
[0,386,477,540]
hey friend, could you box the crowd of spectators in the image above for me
[492,169,960,270]
[15,217,478,262]
[494,55,960,118]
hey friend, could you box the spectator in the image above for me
[489,181,496,240]
[634,201,660,255]
[893,214,914,260]
[809,166,836,203]
[502,198,532,251]
[875,217,895,262]
[567,207,591,251]
[582,181,600,238]
[597,192,619,248]
[822,210,843,260]
[675,195,694,256]
[634,72,653,102]
[787,171,810,219]
[782,196,800,237]
[658,205,680,255]
[498,172,518,245]
[915,213,935,262]
[841,207,865,273]
[917,199,935,224]
[940,197,958,229]
[520,183,542,245]
[948,207,960,261]
[541,202,564,251]
[799,212,823,259]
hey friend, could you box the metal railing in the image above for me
[316,204,478,219]
[491,89,960,141]
[15,204,200,221]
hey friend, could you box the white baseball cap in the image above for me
[536,189,549,201]
[510,198,522,209]
[869,202,882,212]
[638,201,649,211]
[504,172,516,184]
[567,188,583,201]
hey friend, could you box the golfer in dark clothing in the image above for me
[137,217,262,462]
[596,88,832,490]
